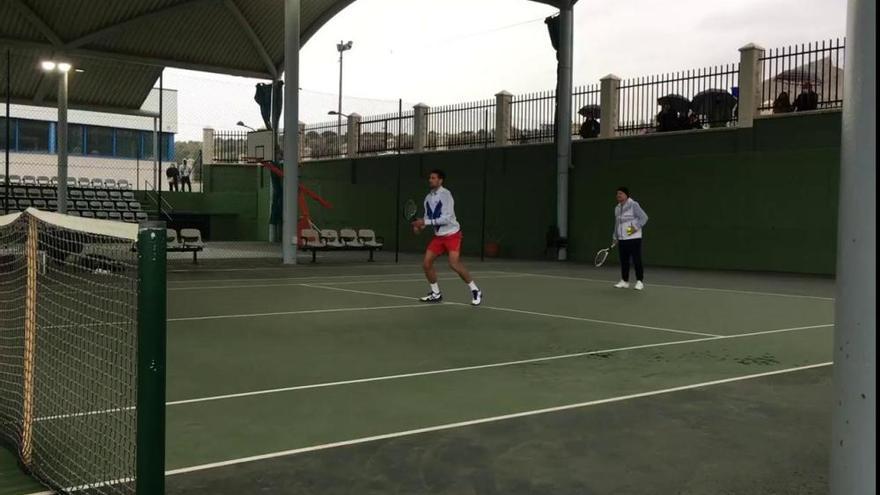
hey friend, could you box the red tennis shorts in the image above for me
[427,231,463,255]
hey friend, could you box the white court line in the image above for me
[509,271,835,301]
[33,361,832,494]
[168,274,527,292]
[168,303,438,322]
[165,362,833,477]
[165,323,831,407]
[26,323,832,423]
[168,270,512,285]
[302,284,720,338]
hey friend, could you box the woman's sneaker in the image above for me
[634,281,645,291]
[614,280,630,289]
[419,292,443,303]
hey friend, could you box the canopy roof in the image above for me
[0,0,561,113]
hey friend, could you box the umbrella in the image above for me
[691,89,737,115]
[657,94,690,114]
[578,104,601,119]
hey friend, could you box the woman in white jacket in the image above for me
[612,187,649,290]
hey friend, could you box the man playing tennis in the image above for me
[411,169,482,305]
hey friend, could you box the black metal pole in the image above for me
[4,49,10,214]
[397,98,402,155]
[480,109,489,261]
[157,71,163,217]
[394,159,401,263]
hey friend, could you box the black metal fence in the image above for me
[617,64,740,135]
[302,120,345,159]
[212,130,248,163]
[425,100,495,150]
[358,111,414,154]
[510,90,555,144]
[510,85,601,144]
[759,38,845,114]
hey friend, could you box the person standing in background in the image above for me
[612,187,649,290]
[179,159,193,192]
[166,163,179,192]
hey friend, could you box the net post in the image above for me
[136,221,166,495]
[21,214,38,467]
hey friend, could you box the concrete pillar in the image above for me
[495,90,513,146]
[282,0,300,264]
[347,113,361,157]
[599,74,620,138]
[831,0,876,493]
[737,43,765,127]
[554,0,575,261]
[413,103,429,152]
[202,128,215,165]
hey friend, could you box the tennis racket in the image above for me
[594,244,615,267]
[402,199,418,222]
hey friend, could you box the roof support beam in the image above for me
[223,0,278,78]
[65,0,222,50]
[7,0,63,46]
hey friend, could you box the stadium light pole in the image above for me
[336,40,353,154]
[282,0,301,264]
[831,0,875,493]
[41,60,71,214]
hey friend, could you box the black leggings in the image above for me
[618,238,644,282]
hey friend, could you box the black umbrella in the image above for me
[691,89,737,115]
[657,94,690,114]
[578,104,601,119]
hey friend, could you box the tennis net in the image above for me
[0,208,165,494]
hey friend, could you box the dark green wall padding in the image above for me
[168,111,841,274]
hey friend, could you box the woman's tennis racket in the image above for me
[594,244,615,267]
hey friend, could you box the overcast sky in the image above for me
[163,0,847,141]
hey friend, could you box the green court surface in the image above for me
[2,259,835,494]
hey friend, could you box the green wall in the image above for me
[569,111,841,274]
[141,164,266,242]
[295,144,556,259]
[204,111,841,274]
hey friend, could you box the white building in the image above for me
[1,88,178,190]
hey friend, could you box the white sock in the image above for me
[468,281,479,291]
[430,283,440,294]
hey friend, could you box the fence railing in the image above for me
[617,64,740,135]
[510,84,600,144]
[510,90,555,144]
[302,120,345,159]
[210,37,845,162]
[425,100,495,150]
[759,38,845,114]
[358,111,414,154]
[213,130,248,163]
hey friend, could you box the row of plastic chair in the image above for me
[1,187,136,201]
[301,228,383,249]
[1,174,132,190]
[69,211,148,222]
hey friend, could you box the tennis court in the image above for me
[5,256,835,495]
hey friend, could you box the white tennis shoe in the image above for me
[634,281,645,291]
[614,280,630,289]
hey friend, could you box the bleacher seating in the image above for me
[1,175,146,223]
